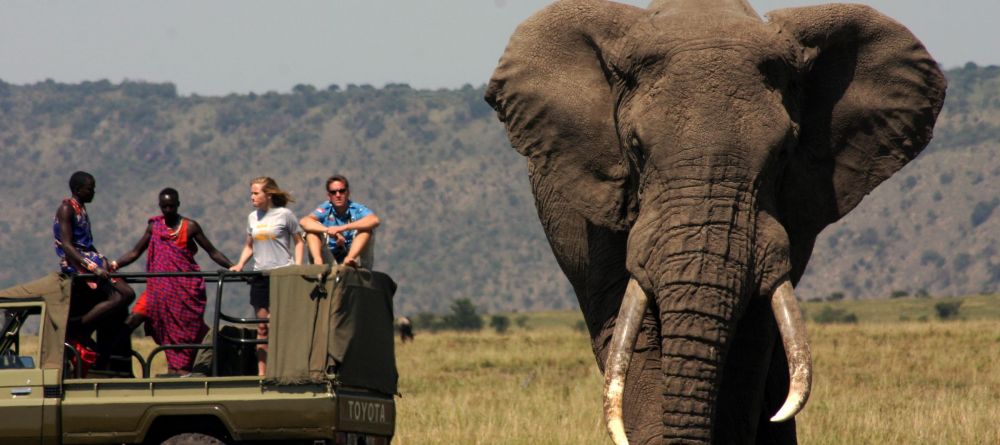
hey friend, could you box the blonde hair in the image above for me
[251,176,294,207]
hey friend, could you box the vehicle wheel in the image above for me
[159,432,227,445]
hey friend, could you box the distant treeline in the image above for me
[0,64,997,316]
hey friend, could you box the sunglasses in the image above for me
[327,188,348,195]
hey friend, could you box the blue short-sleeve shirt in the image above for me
[311,200,373,261]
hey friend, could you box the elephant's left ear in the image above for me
[767,5,947,280]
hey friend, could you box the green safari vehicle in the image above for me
[0,264,398,445]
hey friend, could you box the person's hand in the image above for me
[326,226,344,237]
[228,265,243,272]
[333,233,347,247]
[108,260,119,272]
[343,257,358,268]
[93,266,110,279]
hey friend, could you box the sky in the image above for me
[1,0,995,96]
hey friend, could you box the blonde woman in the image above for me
[229,177,304,376]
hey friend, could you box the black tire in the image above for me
[159,432,227,445]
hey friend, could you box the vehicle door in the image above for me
[0,302,46,444]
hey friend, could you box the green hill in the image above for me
[797,63,1000,301]
[1,64,998,316]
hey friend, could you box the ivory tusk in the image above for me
[603,278,649,445]
[769,280,812,423]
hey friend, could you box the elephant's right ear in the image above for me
[485,0,643,231]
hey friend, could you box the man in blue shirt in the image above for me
[300,175,381,267]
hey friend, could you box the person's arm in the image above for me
[293,233,304,265]
[288,211,305,265]
[326,213,381,236]
[188,220,234,268]
[229,234,254,271]
[57,203,109,278]
[113,222,153,270]
[299,214,328,234]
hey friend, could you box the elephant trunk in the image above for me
[605,168,811,443]
[603,198,813,444]
[657,277,741,444]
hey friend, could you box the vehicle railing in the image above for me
[75,270,267,378]
[63,343,83,379]
[63,343,145,379]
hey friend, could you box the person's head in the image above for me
[68,171,96,203]
[250,176,294,209]
[158,188,180,219]
[325,174,350,209]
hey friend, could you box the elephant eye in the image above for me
[625,132,646,173]
[759,57,793,91]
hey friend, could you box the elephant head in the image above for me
[485,0,945,444]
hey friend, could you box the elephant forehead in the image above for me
[618,10,793,69]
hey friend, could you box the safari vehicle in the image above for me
[0,264,398,445]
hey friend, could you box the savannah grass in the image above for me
[393,302,1000,444]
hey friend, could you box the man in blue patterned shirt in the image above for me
[300,174,381,268]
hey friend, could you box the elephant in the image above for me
[484,0,946,444]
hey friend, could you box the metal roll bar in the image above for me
[73,270,270,378]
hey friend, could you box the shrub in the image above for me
[515,315,529,329]
[953,254,972,272]
[970,198,1000,228]
[826,292,845,302]
[934,301,963,320]
[442,298,483,331]
[812,306,858,324]
[855,228,880,247]
[71,111,104,138]
[490,315,510,334]
[292,84,317,95]
[920,250,946,268]
[890,290,909,299]
[121,81,177,99]
[414,312,440,332]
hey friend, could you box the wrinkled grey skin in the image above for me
[485,0,946,443]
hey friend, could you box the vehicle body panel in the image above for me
[1,267,398,444]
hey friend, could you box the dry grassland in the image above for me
[393,316,1000,445]
[800,321,1000,445]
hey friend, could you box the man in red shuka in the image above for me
[115,188,233,375]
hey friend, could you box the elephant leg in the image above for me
[714,296,781,445]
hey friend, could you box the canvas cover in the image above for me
[267,264,398,396]
[0,273,72,369]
